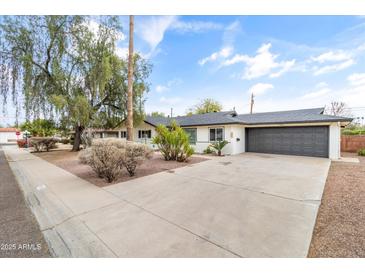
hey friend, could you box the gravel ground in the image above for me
[308,153,365,257]
[0,148,51,258]
[35,149,208,187]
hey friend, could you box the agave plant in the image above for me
[210,140,228,156]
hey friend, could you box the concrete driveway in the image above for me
[4,147,330,257]
[104,153,330,257]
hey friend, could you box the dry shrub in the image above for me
[78,138,153,182]
[30,137,58,152]
[123,142,153,176]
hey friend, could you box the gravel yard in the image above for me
[308,153,365,257]
[35,149,208,187]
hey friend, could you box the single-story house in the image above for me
[97,108,352,159]
[0,128,21,144]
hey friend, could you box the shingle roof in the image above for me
[144,108,353,127]
[235,107,352,125]
[145,111,239,127]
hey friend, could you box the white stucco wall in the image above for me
[329,122,341,160]
[186,125,245,155]
[100,121,342,158]
[0,132,19,143]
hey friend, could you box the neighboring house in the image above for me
[0,128,21,144]
[99,108,352,159]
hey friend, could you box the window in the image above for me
[103,132,118,138]
[209,128,224,142]
[138,130,152,139]
[120,131,127,138]
[183,128,197,144]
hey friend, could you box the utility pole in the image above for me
[127,15,134,141]
[250,92,254,114]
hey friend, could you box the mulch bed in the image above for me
[35,149,208,188]
[308,153,365,257]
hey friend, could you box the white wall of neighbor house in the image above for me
[329,122,341,160]
[0,132,19,143]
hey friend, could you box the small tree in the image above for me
[150,111,166,117]
[327,101,350,116]
[20,119,57,137]
[188,98,222,114]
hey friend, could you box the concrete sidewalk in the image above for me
[0,147,50,257]
[3,146,329,257]
[3,146,232,257]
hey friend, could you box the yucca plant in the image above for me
[152,121,194,162]
[210,140,228,156]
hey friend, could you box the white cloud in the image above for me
[311,51,351,63]
[136,16,224,57]
[84,19,125,41]
[301,88,331,99]
[249,83,274,96]
[159,96,182,105]
[222,20,241,46]
[155,85,169,93]
[313,59,355,76]
[269,60,296,78]
[198,47,233,66]
[222,43,295,79]
[347,73,365,86]
[116,47,128,58]
[310,49,355,76]
[170,20,223,33]
[155,78,183,93]
[136,16,177,54]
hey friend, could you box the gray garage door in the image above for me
[246,126,329,157]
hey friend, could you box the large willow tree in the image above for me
[0,16,151,150]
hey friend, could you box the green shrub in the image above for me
[342,128,365,135]
[152,121,194,162]
[20,119,58,137]
[358,148,365,156]
[210,140,228,156]
[203,146,214,154]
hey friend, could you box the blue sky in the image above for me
[2,16,365,125]
[117,15,365,121]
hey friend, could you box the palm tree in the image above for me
[127,15,134,141]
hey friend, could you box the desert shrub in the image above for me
[152,121,194,162]
[60,138,70,144]
[86,139,125,182]
[78,147,92,164]
[30,137,58,152]
[210,140,228,156]
[123,142,153,176]
[79,138,153,182]
[81,128,94,148]
[358,148,365,156]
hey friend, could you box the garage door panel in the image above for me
[246,126,329,158]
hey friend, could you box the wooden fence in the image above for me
[341,135,365,152]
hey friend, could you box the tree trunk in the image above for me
[127,15,134,141]
[72,124,84,151]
